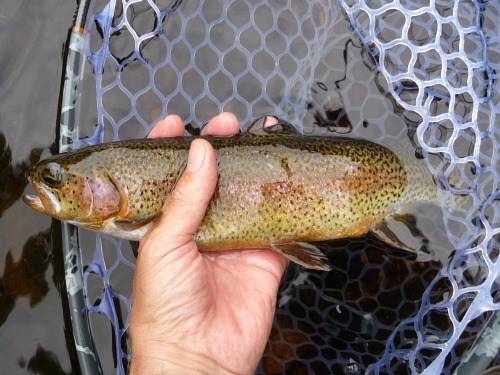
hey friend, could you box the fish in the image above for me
[23,120,438,270]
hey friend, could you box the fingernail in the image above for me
[263,115,279,127]
[186,140,206,172]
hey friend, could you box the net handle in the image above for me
[60,1,103,374]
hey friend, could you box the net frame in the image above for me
[58,0,499,374]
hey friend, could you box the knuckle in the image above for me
[168,185,195,206]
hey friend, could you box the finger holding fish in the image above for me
[147,114,185,138]
[143,114,288,274]
[148,112,243,138]
[130,115,288,375]
[148,112,278,138]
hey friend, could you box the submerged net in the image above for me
[70,0,499,373]
[338,1,499,373]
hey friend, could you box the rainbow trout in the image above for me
[23,121,437,270]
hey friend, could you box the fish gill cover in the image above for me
[70,0,499,374]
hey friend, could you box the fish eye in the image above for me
[40,163,65,187]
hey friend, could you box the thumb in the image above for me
[142,139,218,250]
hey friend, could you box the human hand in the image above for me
[129,113,287,375]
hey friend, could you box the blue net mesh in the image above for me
[338,1,499,373]
[74,0,499,373]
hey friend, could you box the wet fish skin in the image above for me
[23,126,435,270]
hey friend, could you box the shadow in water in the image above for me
[0,131,81,373]
[0,222,82,373]
[19,346,72,375]
[0,133,42,217]
[0,230,52,326]
[0,131,48,327]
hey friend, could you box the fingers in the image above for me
[148,112,241,140]
[143,139,218,250]
[148,112,279,140]
[200,113,277,135]
[263,115,279,127]
[148,115,184,138]
[142,112,238,257]
[201,112,240,136]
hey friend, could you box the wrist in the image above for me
[129,341,234,375]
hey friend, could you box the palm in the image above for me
[133,240,285,374]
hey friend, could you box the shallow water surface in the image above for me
[0,1,78,373]
[2,0,497,374]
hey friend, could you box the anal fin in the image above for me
[370,213,430,254]
[270,241,330,271]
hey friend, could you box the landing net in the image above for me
[64,0,499,373]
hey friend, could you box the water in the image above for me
[81,1,474,374]
[0,1,78,373]
[2,0,498,374]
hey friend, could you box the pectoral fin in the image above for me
[102,166,130,218]
[270,241,330,271]
[370,213,430,254]
[114,214,159,231]
[81,221,105,231]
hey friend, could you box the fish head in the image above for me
[23,155,122,224]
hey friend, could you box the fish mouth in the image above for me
[23,194,49,214]
[23,183,61,216]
